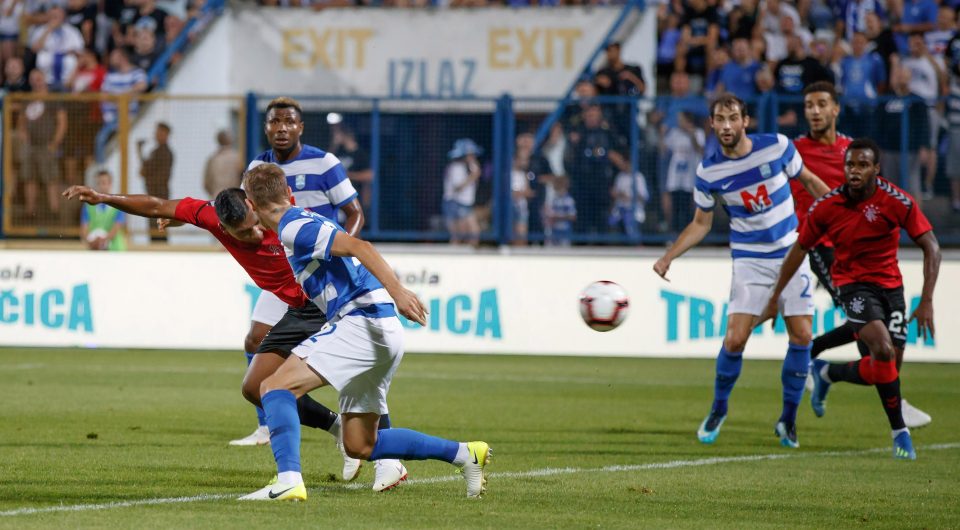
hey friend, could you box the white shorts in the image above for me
[251,290,289,326]
[291,314,404,415]
[728,257,815,317]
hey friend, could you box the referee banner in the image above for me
[0,250,956,362]
[228,7,655,98]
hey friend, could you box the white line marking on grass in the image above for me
[4,443,958,517]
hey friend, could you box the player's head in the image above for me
[803,81,839,136]
[215,187,264,244]
[710,93,749,149]
[844,138,881,192]
[94,170,113,194]
[264,97,304,154]
[243,163,292,213]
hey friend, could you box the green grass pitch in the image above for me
[1,348,958,529]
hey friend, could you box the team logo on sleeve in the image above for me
[863,204,879,223]
[760,164,771,178]
[295,175,306,190]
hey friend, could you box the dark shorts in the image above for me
[839,283,906,349]
[808,244,841,306]
[256,303,327,357]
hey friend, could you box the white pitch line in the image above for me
[3,442,958,517]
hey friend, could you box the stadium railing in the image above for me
[1,92,957,245]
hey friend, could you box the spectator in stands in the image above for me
[902,31,945,198]
[80,169,127,251]
[545,174,575,247]
[1,56,28,93]
[716,38,762,100]
[878,66,928,203]
[0,0,23,72]
[64,48,105,195]
[945,15,960,211]
[675,0,719,85]
[66,0,96,49]
[203,129,243,198]
[117,0,171,47]
[510,150,535,246]
[657,71,709,130]
[657,12,681,84]
[562,78,601,130]
[608,168,649,241]
[894,0,937,55]
[840,0,887,43]
[328,120,373,211]
[660,110,703,232]
[566,104,628,234]
[18,69,67,221]
[595,41,647,99]
[865,10,900,78]
[764,14,813,64]
[443,138,482,246]
[727,0,761,43]
[96,47,147,163]
[839,31,887,138]
[29,6,85,91]
[138,121,174,199]
[130,20,162,72]
[704,46,728,99]
[774,35,834,130]
[926,6,956,61]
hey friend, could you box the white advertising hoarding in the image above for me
[228,7,655,98]
[0,250,955,362]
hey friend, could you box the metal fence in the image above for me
[2,92,958,245]
[2,93,245,239]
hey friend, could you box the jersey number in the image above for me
[888,311,904,335]
[800,274,812,298]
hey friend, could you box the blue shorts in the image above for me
[443,200,472,222]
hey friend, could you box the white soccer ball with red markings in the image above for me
[579,281,629,332]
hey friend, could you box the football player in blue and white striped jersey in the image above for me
[238,163,490,502]
[653,93,831,449]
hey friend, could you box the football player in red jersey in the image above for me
[759,139,941,459]
[61,185,411,488]
[793,82,932,428]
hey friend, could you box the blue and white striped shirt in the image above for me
[694,133,804,260]
[100,68,147,123]
[278,206,395,321]
[248,145,358,219]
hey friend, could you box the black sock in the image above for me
[296,394,338,431]
[827,360,870,386]
[812,324,857,358]
[379,413,391,430]
[876,378,905,430]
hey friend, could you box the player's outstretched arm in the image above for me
[329,232,427,326]
[909,230,941,340]
[653,207,714,281]
[63,185,180,219]
[796,167,831,199]
[756,242,810,326]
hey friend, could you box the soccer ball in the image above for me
[579,281,629,332]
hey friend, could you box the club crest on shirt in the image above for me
[295,174,306,190]
[760,164,771,178]
[863,204,880,223]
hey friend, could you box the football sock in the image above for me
[779,343,810,424]
[379,413,391,430]
[827,358,871,386]
[246,352,267,427]
[712,346,742,416]
[810,325,855,359]
[262,389,301,474]
[368,428,460,463]
[296,394,338,432]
